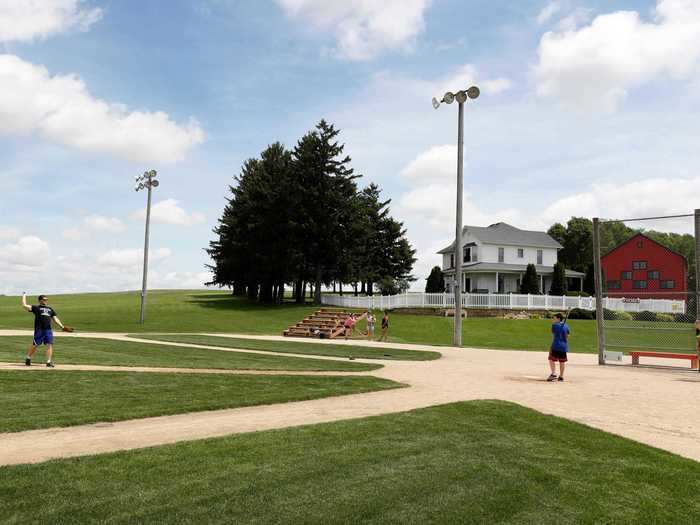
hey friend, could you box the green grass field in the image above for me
[2,290,695,353]
[0,290,318,334]
[0,337,380,372]
[130,334,441,360]
[0,371,400,433]
[2,400,698,524]
[0,290,596,350]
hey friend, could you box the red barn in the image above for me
[602,233,688,300]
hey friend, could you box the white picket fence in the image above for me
[321,292,686,314]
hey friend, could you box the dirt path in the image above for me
[0,362,368,376]
[2,331,700,466]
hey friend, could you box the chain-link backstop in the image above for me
[593,210,700,370]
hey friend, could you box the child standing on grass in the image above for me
[547,312,570,382]
[366,311,375,341]
[379,311,389,342]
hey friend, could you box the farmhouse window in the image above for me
[463,246,477,263]
[450,254,454,268]
[660,280,675,289]
[517,248,524,258]
[607,280,621,289]
[632,261,647,270]
[647,270,660,280]
[498,247,504,263]
[621,271,632,280]
[537,250,543,265]
[633,280,648,289]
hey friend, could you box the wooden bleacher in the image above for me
[283,308,357,339]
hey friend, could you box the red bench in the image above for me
[629,351,698,369]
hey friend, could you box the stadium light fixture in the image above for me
[133,169,159,324]
[432,86,480,347]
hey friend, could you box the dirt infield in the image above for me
[1,330,699,466]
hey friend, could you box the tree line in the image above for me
[206,120,416,303]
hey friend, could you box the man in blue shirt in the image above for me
[547,312,570,382]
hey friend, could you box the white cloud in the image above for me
[96,247,172,269]
[0,248,211,295]
[0,54,205,163]
[276,0,432,60]
[536,0,700,111]
[400,145,457,185]
[0,0,102,43]
[541,176,700,232]
[0,236,50,267]
[537,1,561,25]
[394,145,522,287]
[62,215,126,241]
[0,226,20,240]
[132,199,205,226]
[151,271,213,289]
[433,64,512,97]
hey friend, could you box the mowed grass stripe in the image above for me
[0,371,401,433]
[2,401,699,524]
[0,337,380,372]
[130,334,441,361]
[0,290,322,334]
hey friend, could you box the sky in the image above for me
[1,0,699,295]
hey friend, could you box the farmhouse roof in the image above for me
[437,222,563,254]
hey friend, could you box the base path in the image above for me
[1,331,700,466]
[0,362,364,376]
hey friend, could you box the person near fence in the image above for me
[366,311,375,340]
[696,319,700,353]
[547,312,570,382]
[379,311,390,342]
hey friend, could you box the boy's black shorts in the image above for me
[548,350,568,362]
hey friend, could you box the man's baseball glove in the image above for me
[62,326,75,333]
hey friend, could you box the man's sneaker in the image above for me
[25,358,31,366]
[46,362,55,368]
[546,374,558,382]
[558,376,564,382]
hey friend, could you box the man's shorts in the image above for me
[33,329,54,346]
[548,349,568,362]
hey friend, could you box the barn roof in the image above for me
[601,232,688,265]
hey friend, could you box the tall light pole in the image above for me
[433,86,480,347]
[134,170,159,324]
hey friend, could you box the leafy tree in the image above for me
[549,262,567,295]
[583,264,595,295]
[425,266,445,293]
[520,264,540,294]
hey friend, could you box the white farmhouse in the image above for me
[438,222,584,294]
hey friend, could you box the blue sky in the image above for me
[1,0,699,294]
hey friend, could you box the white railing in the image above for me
[320,293,686,314]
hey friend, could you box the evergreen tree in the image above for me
[520,264,540,294]
[292,120,359,304]
[549,262,567,295]
[425,266,445,293]
[207,120,416,304]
